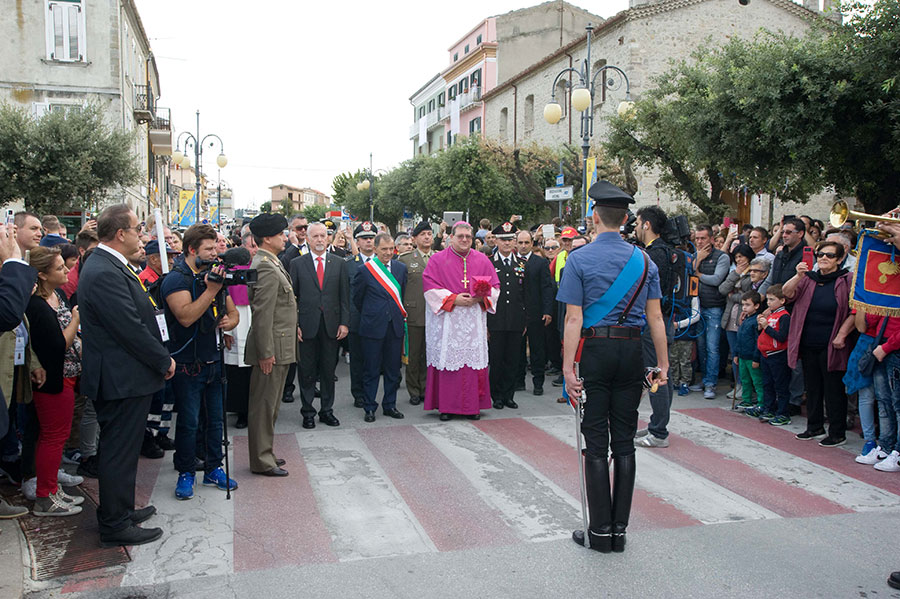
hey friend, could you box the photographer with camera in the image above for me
[633,206,676,448]
[161,224,239,501]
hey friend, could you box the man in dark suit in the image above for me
[345,222,377,408]
[290,222,349,429]
[278,214,308,404]
[397,221,433,406]
[353,233,407,423]
[515,229,555,396]
[488,222,526,410]
[79,204,175,548]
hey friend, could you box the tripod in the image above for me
[214,286,232,500]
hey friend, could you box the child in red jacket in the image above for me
[747,284,791,425]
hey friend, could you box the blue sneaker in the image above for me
[678,383,690,397]
[769,415,791,426]
[175,472,195,500]
[744,407,761,418]
[203,467,238,491]
[758,411,775,422]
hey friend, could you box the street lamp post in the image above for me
[172,110,227,224]
[543,23,634,225]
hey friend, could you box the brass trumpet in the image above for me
[830,200,900,228]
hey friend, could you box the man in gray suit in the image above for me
[397,221,433,406]
[289,222,349,429]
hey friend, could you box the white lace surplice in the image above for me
[424,287,499,371]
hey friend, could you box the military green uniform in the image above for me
[398,248,432,404]
[245,248,297,473]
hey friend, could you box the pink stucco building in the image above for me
[409,1,603,156]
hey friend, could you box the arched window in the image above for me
[555,80,568,119]
[499,107,508,141]
[524,95,534,133]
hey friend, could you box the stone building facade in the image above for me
[269,185,331,213]
[481,0,841,226]
[0,0,173,223]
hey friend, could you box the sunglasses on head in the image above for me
[816,251,839,259]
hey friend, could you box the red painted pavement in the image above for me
[232,434,337,571]
[61,571,124,595]
[358,425,519,551]
[637,419,850,518]
[473,418,700,532]
[679,408,900,497]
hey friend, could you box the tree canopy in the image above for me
[604,0,900,216]
[333,137,623,232]
[0,102,140,215]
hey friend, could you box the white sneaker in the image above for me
[55,486,85,506]
[635,434,670,448]
[57,469,83,486]
[874,450,900,472]
[33,493,82,517]
[21,477,36,502]
[856,445,888,465]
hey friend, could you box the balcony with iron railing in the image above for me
[149,107,172,155]
[133,84,155,124]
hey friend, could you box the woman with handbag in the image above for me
[782,240,855,447]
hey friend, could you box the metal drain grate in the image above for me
[2,483,130,581]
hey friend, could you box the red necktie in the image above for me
[316,256,324,289]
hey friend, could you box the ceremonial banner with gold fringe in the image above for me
[849,229,900,317]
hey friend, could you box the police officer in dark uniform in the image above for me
[557,181,669,553]
[487,221,525,411]
[345,222,378,408]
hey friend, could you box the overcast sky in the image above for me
[134,0,630,211]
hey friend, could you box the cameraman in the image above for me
[633,206,675,448]
[161,224,238,501]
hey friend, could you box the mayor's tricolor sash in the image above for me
[850,229,900,317]
[366,258,407,318]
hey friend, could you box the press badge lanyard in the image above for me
[126,267,169,343]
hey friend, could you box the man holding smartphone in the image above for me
[761,217,808,294]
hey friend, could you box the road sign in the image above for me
[556,174,564,187]
[545,186,573,201]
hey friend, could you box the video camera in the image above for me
[662,214,692,247]
[620,210,637,237]
[195,247,258,287]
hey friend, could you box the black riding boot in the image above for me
[572,455,612,552]
[611,454,636,552]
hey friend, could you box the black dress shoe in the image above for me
[131,506,157,524]
[319,413,340,427]
[140,434,164,459]
[234,415,248,429]
[253,467,289,477]
[302,418,316,429]
[572,529,612,553]
[282,393,295,403]
[888,571,900,590]
[155,434,175,451]
[467,414,481,420]
[353,399,364,408]
[439,413,452,421]
[504,399,519,409]
[275,458,286,467]
[364,411,376,423]
[383,408,404,419]
[533,386,544,396]
[100,525,163,548]
[492,401,504,410]
[409,396,423,406]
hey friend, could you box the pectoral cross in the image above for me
[460,256,468,288]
